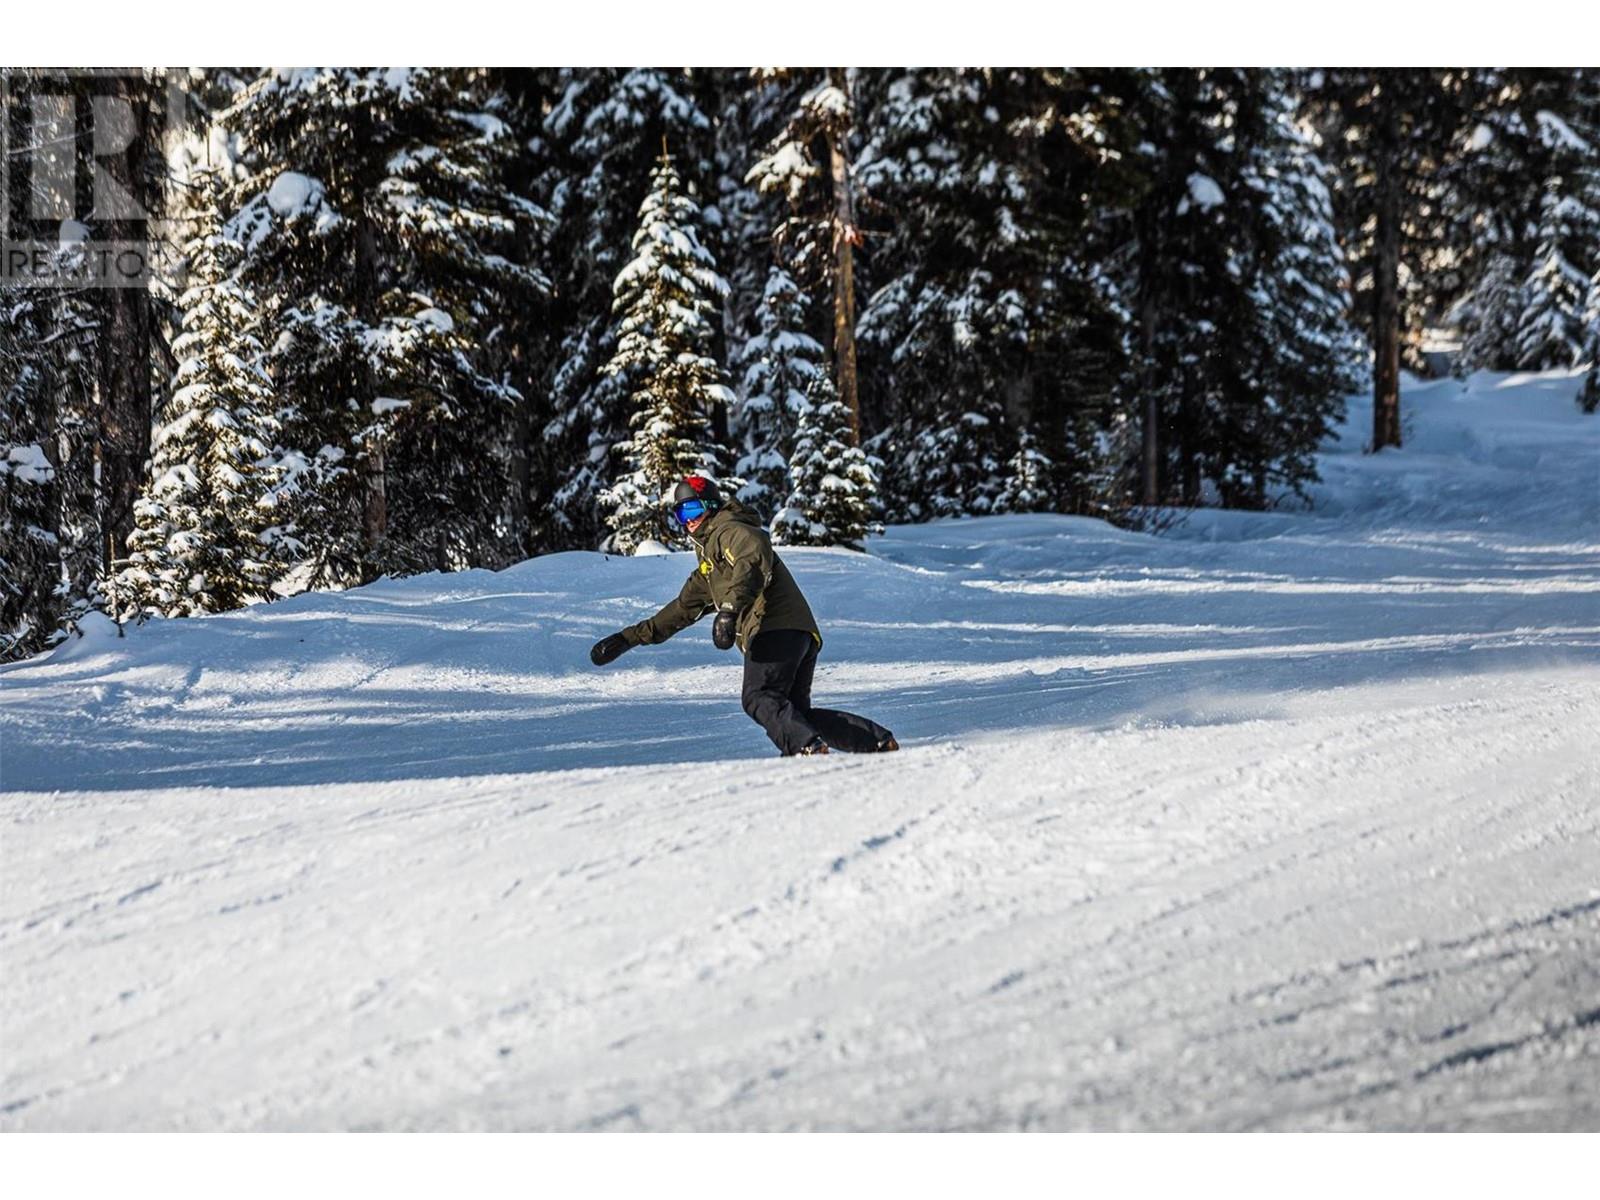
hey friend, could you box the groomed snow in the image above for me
[2,371,1597,1131]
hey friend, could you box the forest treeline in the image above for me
[2,68,1597,658]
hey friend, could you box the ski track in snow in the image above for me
[2,370,1598,1130]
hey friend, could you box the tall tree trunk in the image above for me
[364,445,388,558]
[1371,97,1404,452]
[96,74,155,567]
[710,391,731,445]
[1583,344,1600,415]
[1178,397,1201,506]
[353,178,387,574]
[1139,292,1160,507]
[826,67,862,445]
[509,395,532,558]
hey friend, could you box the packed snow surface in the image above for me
[3,371,1597,1131]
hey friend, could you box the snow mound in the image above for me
[266,171,320,217]
[1179,171,1225,214]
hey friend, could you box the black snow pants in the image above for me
[741,629,893,756]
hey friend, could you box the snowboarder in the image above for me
[589,476,899,757]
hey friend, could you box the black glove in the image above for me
[712,606,738,651]
[590,632,631,666]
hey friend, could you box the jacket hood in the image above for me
[688,498,761,547]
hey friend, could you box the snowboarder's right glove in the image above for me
[590,632,631,666]
[712,606,738,651]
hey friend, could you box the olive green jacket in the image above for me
[623,502,819,655]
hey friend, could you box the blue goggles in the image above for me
[672,498,709,526]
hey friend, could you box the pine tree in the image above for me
[1455,253,1529,371]
[1444,70,1550,371]
[1514,138,1600,368]
[994,433,1054,514]
[1232,75,1365,505]
[375,72,552,573]
[221,67,548,587]
[853,69,1027,518]
[1446,70,1600,373]
[600,154,734,554]
[0,250,101,656]
[537,69,713,551]
[117,176,280,619]
[1305,69,1480,450]
[1113,70,1360,507]
[854,68,1137,518]
[710,71,798,395]
[772,375,878,548]
[0,69,164,646]
[870,403,1010,521]
[746,69,866,439]
[735,266,825,522]
[0,291,61,658]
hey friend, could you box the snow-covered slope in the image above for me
[3,371,1597,1130]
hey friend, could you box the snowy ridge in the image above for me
[2,371,1598,1130]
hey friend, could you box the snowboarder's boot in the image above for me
[877,735,899,753]
[799,736,830,756]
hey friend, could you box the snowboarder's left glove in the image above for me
[590,632,631,666]
[712,606,738,651]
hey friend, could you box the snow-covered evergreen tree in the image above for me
[746,69,869,444]
[1513,140,1600,368]
[1447,71,1600,374]
[870,403,1010,522]
[1233,77,1365,505]
[600,154,734,554]
[0,247,102,656]
[1454,253,1529,371]
[854,70,1024,518]
[854,68,1136,518]
[745,71,843,284]
[1307,68,1486,449]
[1115,69,1360,507]
[117,177,280,619]
[772,376,878,548]
[993,433,1054,514]
[538,69,713,551]
[0,292,60,658]
[1445,71,1544,371]
[221,67,548,587]
[710,71,800,393]
[735,267,824,522]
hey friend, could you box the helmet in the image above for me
[672,475,722,507]
[669,475,721,528]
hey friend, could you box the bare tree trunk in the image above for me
[98,290,152,564]
[364,444,388,555]
[1372,100,1404,452]
[1139,294,1160,507]
[1178,397,1201,506]
[710,392,731,445]
[1141,398,1160,506]
[826,68,862,446]
[509,398,531,557]
[97,74,155,567]
[353,178,387,572]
